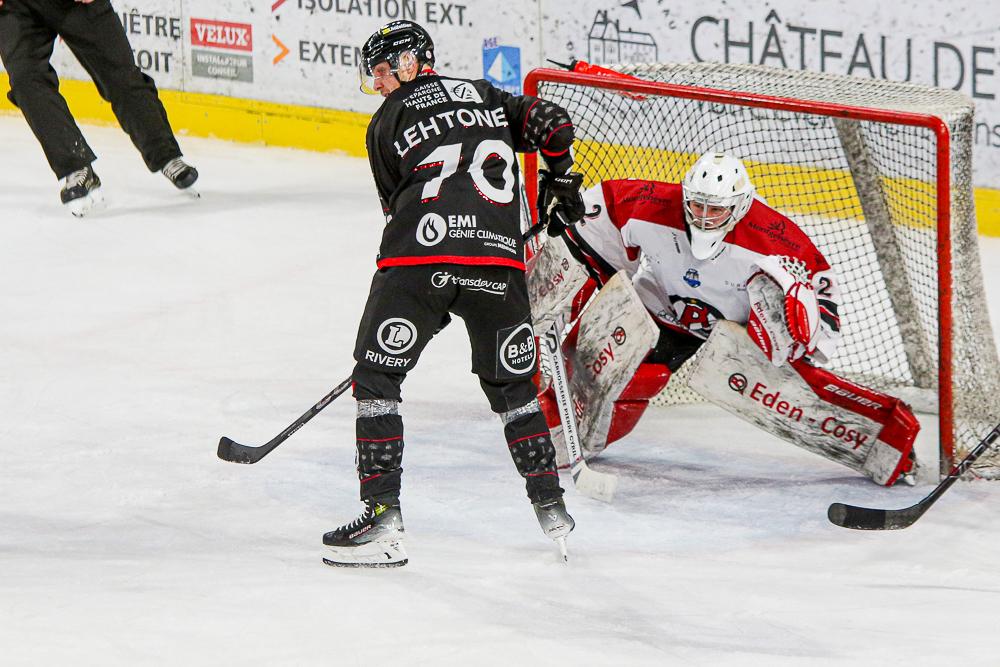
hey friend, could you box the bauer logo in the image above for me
[728,373,748,394]
[440,79,484,104]
[416,213,447,247]
[498,322,536,375]
[377,318,418,355]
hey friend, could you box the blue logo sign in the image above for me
[683,268,701,288]
[483,40,521,94]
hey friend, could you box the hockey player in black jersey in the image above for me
[323,20,581,567]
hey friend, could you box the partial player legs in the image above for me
[499,395,574,557]
[0,3,97,179]
[58,0,183,173]
[323,398,407,568]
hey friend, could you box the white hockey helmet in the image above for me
[682,152,756,260]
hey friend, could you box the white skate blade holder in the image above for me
[66,187,106,218]
[322,537,408,568]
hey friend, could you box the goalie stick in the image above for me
[217,377,352,464]
[542,316,619,503]
[828,422,1000,530]
[527,169,618,502]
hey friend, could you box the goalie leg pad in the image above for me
[535,272,659,466]
[606,363,672,446]
[688,320,920,486]
[792,360,920,486]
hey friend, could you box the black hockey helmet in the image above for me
[359,20,435,94]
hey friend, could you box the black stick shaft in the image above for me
[218,376,353,464]
[828,423,1000,530]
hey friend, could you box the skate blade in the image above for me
[323,557,408,569]
[180,186,201,200]
[66,188,106,218]
[555,536,569,563]
[322,539,407,568]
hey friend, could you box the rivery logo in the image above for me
[416,213,446,247]
[441,79,484,104]
[499,323,535,375]
[588,326,628,376]
[823,383,885,410]
[430,271,507,295]
[190,19,252,52]
[376,318,417,355]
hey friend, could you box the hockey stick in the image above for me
[828,422,1000,530]
[541,317,619,503]
[217,376,352,464]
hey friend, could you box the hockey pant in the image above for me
[351,265,562,504]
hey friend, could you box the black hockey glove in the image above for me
[541,171,585,238]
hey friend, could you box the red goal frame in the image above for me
[522,67,956,470]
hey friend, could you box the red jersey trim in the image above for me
[376,255,526,271]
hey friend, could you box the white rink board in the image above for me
[1,0,998,187]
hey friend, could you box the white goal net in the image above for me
[525,62,1000,477]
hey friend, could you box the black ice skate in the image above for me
[60,165,105,218]
[322,498,406,568]
[161,157,200,197]
[533,496,575,562]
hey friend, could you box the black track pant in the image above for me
[0,0,181,179]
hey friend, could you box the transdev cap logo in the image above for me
[191,18,253,52]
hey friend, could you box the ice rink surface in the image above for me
[2,116,1000,666]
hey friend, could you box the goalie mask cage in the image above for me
[523,62,1000,478]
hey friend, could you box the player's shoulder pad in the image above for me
[728,200,830,273]
[599,180,684,232]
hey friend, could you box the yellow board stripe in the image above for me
[2,73,998,235]
[0,74,370,155]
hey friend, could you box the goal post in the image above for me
[523,62,1000,478]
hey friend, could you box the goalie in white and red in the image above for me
[535,151,920,486]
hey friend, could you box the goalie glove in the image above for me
[746,255,821,365]
[540,170,585,237]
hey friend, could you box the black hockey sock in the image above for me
[356,414,404,501]
[504,411,563,503]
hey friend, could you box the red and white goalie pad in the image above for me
[535,272,661,466]
[525,235,591,335]
[688,320,919,486]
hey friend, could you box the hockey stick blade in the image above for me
[573,463,618,503]
[828,423,1000,530]
[217,376,352,464]
[827,502,924,531]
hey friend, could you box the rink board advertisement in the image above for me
[1,0,999,192]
